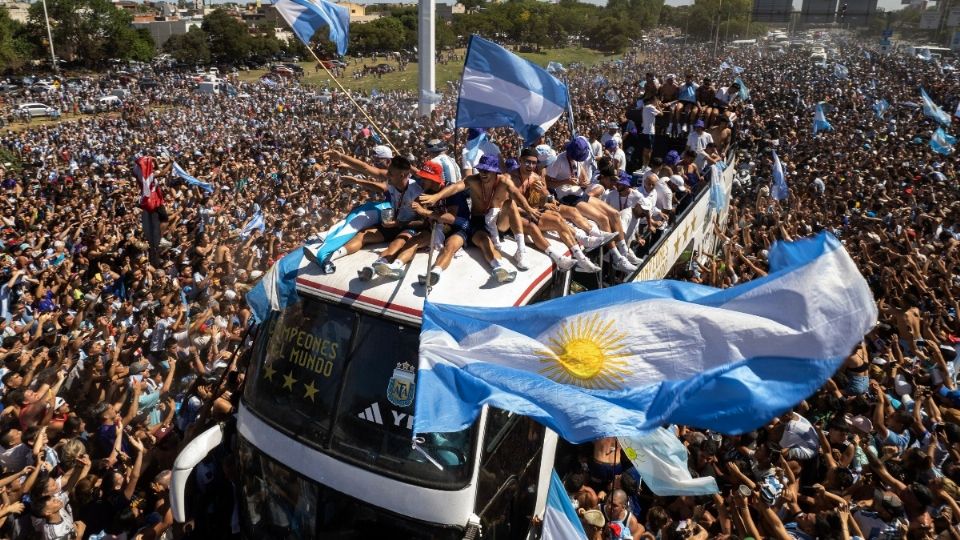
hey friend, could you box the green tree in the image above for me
[202,8,251,63]
[164,27,211,65]
[27,0,153,66]
[0,7,33,71]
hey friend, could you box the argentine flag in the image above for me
[834,64,849,79]
[413,233,876,443]
[246,247,304,324]
[303,200,392,264]
[771,150,788,201]
[618,428,719,496]
[456,35,569,145]
[241,211,265,239]
[921,88,952,126]
[274,0,349,56]
[813,102,833,135]
[542,471,587,540]
[873,98,889,119]
[930,127,956,155]
[172,162,213,193]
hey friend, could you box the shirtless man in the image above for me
[418,155,525,283]
[515,148,601,272]
[658,74,682,137]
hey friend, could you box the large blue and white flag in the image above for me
[542,471,587,540]
[771,150,789,201]
[931,127,956,155]
[413,232,876,443]
[304,200,391,264]
[273,0,349,56]
[813,102,833,134]
[246,247,304,324]
[172,162,213,193]
[618,428,719,496]
[921,88,952,126]
[456,35,569,145]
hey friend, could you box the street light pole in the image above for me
[40,0,58,74]
[714,0,723,56]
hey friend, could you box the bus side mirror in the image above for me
[170,423,226,523]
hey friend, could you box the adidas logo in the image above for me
[358,402,383,425]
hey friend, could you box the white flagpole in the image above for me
[41,0,58,74]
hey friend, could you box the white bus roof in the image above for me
[295,237,564,325]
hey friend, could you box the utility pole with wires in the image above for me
[714,0,724,57]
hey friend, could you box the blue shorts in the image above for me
[377,224,416,243]
[559,192,590,207]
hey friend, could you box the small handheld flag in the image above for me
[931,127,956,155]
[771,150,789,201]
[921,88,952,126]
[813,102,833,135]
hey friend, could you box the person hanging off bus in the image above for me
[132,155,172,267]
[305,156,422,272]
[418,155,528,284]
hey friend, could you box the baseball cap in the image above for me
[476,155,501,174]
[664,150,681,165]
[425,139,447,153]
[372,145,393,160]
[604,139,619,150]
[606,121,619,130]
[535,145,557,166]
[416,160,445,186]
[42,322,57,336]
[566,136,592,162]
[669,174,688,192]
[694,120,706,129]
[54,396,66,410]
[616,171,633,187]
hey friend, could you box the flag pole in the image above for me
[306,47,399,155]
[423,218,439,297]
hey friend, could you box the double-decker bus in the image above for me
[170,163,736,539]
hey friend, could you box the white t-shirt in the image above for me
[600,131,622,147]
[607,148,627,172]
[686,131,713,154]
[387,178,425,223]
[642,105,660,135]
[546,153,584,198]
[715,87,736,106]
[653,176,674,211]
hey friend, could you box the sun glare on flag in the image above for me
[535,314,631,390]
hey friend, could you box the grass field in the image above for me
[237,47,619,93]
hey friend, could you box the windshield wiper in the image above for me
[411,437,444,471]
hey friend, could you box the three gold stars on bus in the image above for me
[262,364,319,401]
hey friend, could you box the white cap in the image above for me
[372,145,393,159]
[669,174,687,192]
[535,144,557,166]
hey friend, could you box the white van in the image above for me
[197,81,220,94]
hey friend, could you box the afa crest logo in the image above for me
[386,361,416,408]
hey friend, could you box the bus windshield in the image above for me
[243,297,477,489]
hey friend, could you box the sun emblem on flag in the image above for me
[535,313,631,390]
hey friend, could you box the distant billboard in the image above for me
[801,0,838,23]
[752,0,793,22]
[920,9,942,29]
[948,7,960,26]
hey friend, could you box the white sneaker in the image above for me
[612,257,638,273]
[624,249,642,265]
[552,255,577,271]
[493,266,517,283]
[575,259,601,272]
[357,266,374,281]
[582,231,618,251]
[514,249,529,271]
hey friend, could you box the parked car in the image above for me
[270,66,296,78]
[139,77,159,90]
[15,102,57,117]
[97,95,121,109]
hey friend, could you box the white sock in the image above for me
[331,247,348,260]
[571,245,587,261]
[515,234,526,254]
[589,222,602,236]
[616,239,629,256]
[433,266,443,276]
[573,228,588,243]
[490,258,502,269]
[545,245,562,261]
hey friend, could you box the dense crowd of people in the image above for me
[0,28,958,539]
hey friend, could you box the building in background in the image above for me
[132,18,201,47]
[752,0,793,23]
[839,0,878,27]
[0,0,30,23]
[801,0,838,23]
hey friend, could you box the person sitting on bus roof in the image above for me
[418,155,523,284]
[657,73,682,137]
[311,156,422,272]
[512,147,595,272]
[697,77,719,128]
[357,161,449,281]
[676,73,700,135]
[597,167,650,253]
[546,137,640,273]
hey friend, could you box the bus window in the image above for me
[329,314,476,488]
[244,299,357,443]
[238,440,319,539]
[475,409,544,538]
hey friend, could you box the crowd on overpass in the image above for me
[0,31,957,539]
